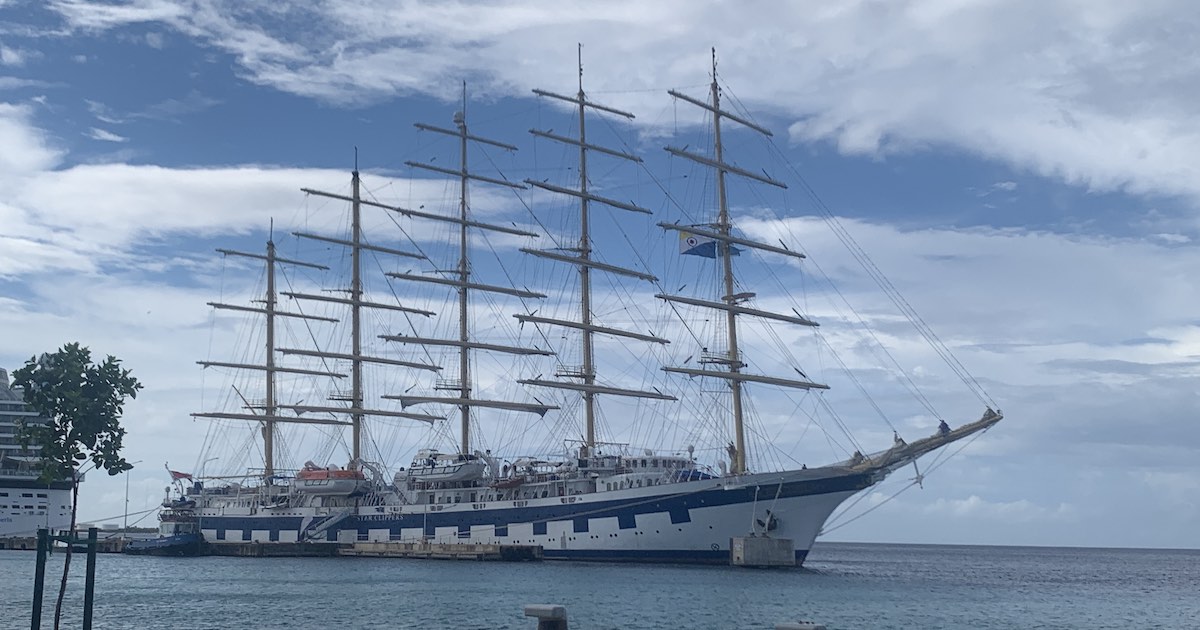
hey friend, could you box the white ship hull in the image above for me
[0,483,72,538]
[193,466,877,564]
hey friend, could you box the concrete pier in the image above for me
[730,536,796,567]
[205,542,342,557]
[1,536,130,553]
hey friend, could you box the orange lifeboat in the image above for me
[294,461,368,495]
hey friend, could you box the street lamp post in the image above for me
[123,460,144,538]
[196,457,219,542]
[199,457,220,481]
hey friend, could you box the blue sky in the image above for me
[2,1,1198,549]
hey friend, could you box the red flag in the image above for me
[169,470,193,481]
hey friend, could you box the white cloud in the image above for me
[0,45,27,66]
[48,0,187,30]
[42,0,1200,206]
[923,494,1077,523]
[1153,232,1190,244]
[85,126,128,142]
[0,77,55,90]
[0,102,62,178]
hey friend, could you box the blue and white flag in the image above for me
[680,231,739,258]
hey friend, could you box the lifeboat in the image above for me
[395,449,488,485]
[293,461,369,496]
[490,476,524,489]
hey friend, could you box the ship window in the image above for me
[21,493,32,497]
[651,459,658,467]
[36,493,46,498]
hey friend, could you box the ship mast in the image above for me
[350,171,364,460]
[659,50,828,475]
[286,171,450,463]
[386,83,557,456]
[194,240,338,477]
[455,88,471,456]
[520,46,675,457]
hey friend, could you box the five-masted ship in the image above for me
[167,52,1002,564]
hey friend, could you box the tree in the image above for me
[13,342,141,630]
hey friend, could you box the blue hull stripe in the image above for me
[202,473,872,546]
[541,549,811,565]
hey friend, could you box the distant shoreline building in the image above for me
[0,367,74,537]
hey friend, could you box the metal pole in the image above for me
[710,52,746,474]
[351,170,363,462]
[577,46,597,454]
[457,84,471,456]
[123,470,129,535]
[31,528,47,630]
[122,459,142,540]
[82,527,98,630]
[265,240,277,476]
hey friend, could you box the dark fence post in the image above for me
[31,528,48,630]
[83,527,98,630]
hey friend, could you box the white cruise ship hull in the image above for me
[193,466,877,564]
[0,483,72,538]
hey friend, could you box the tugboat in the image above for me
[125,469,204,556]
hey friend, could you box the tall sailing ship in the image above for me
[173,53,1002,564]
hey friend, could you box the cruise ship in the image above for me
[0,368,74,538]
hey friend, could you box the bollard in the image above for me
[523,604,568,630]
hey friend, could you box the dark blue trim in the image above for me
[540,548,811,565]
[533,521,547,535]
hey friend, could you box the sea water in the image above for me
[2,542,1196,629]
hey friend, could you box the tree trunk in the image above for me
[52,471,79,630]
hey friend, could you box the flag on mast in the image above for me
[165,464,193,480]
[680,231,740,258]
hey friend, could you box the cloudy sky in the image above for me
[1,0,1197,550]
